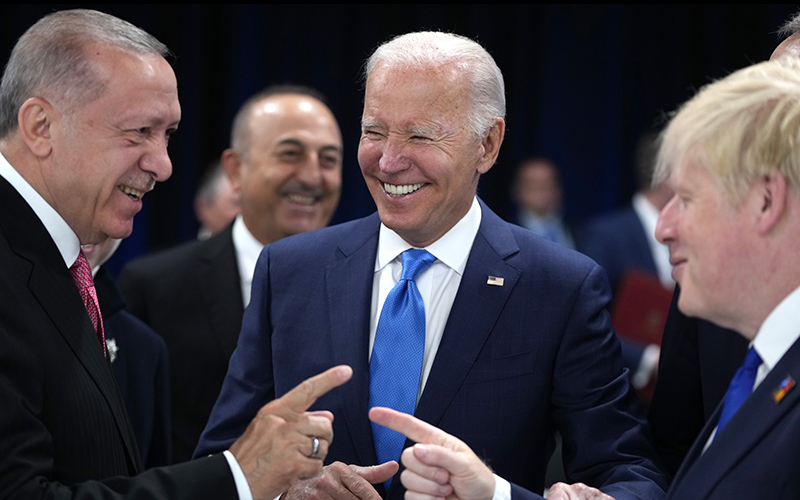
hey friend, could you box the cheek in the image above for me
[357,142,381,171]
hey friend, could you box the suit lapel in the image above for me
[326,214,382,465]
[415,201,521,427]
[198,226,245,357]
[0,178,142,472]
[668,337,800,499]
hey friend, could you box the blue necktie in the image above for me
[369,249,436,482]
[717,347,762,432]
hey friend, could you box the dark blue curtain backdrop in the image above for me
[1,4,795,276]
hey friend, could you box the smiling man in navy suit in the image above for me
[196,31,667,500]
[650,56,800,499]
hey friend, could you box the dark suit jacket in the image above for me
[577,206,657,295]
[648,286,748,478]
[196,200,668,500]
[119,225,244,463]
[664,335,800,499]
[0,176,236,498]
[95,266,172,468]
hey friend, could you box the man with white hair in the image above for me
[197,31,667,500]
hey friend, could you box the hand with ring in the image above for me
[228,365,352,500]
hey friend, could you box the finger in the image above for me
[306,410,335,422]
[349,461,399,484]
[278,365,353,413]
[368,407,449,446]
[400,468,453,498]
[330,462,384,500]
[400,446,450,485]
[296,414,336,443]
[409,444,473,477]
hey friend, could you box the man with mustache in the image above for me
[120,85,344,462]
[0,9,350,500]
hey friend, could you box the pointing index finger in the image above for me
[280,365,353,413]
[368,407,447,446]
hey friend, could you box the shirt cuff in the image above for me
[493,474,511,500]
[223,450,253,500]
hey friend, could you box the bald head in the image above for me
[772,12,800,60]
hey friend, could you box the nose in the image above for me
[655,194,678,245]
[295,154,323,188]
[141,138,173,182]
[378,137,411,174]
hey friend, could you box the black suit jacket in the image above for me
[647,286,748,478]
[0,176,236,498]
[95,266,172,468]
[119,225,244,462]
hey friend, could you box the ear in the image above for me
[17,97,54,158]
[477,117,505,175]
[220,148,244,194]
[755,172,787,235]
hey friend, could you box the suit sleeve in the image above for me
[195,245,276,457]
[549,264,668,500]
[0,329,238,500]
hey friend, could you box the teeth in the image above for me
[120,186,144,201]
[384,183,424,196]
[285,193,316,205]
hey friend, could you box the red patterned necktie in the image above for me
[69,251,106,357]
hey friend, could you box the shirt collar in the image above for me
[377,196,481,275]
[0,151,80,268]
[752,284,800,372]
[232,215,264,273]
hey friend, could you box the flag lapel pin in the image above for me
[773,375,796,404]
[487,276,504,286]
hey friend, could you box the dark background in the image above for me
[1,4,795,275]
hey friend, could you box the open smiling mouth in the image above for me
[384,182,424,196]
[285,193,319,205]
[120,185,145,201]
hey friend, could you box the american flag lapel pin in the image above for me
[487,276,504,286]
[773,375,796,404]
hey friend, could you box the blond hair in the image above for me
[655,57,800,204]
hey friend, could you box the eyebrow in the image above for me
[276,138,342,154]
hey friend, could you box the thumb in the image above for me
[350,461,400,484]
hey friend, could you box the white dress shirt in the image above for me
[704,284,800,452]
[232,215,265,308]
[369,196,510,500]
[0,152,252,500]
[632,192,674,288]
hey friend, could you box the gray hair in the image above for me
[778,12,800,39]
[230,84,329,161]
[364,31,505,139]
[0,9,169,139]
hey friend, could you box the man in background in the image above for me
[578,133,674,393]
[120,84,343,462]
[195,160,239,240]
[511,156,575,248]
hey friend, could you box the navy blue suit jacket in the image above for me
[648,287,748,478]
[197,201,667,500]
[577,206,656,296]
[664,335,800,499]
